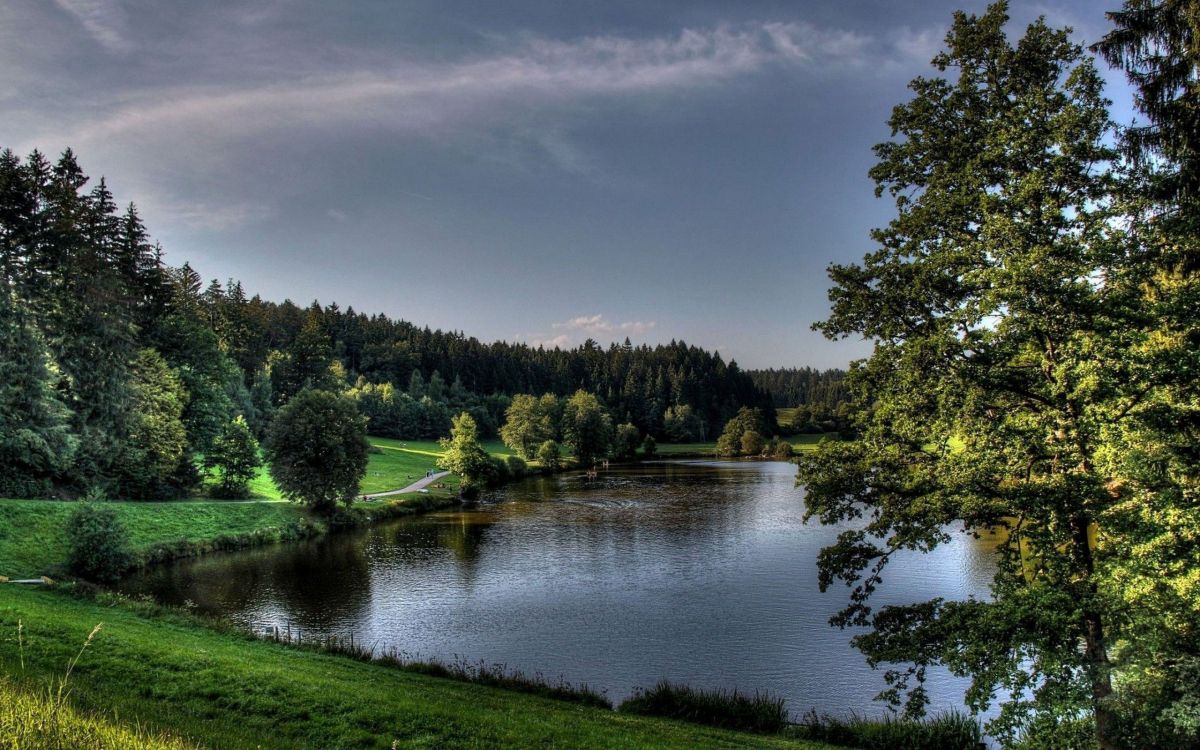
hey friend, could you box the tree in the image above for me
[500,393,561,458]
[739,430,765,457]
[264,389,369,514]
[67,502,133,583]
[119,348,188,499]
[0,284,75,496]
[204,416,260,498]
[663,404,704,442]
[796,5,1146,748]
[437,412,495,497]
[642,434,657,458]
[715,407,767,456]
[561,390,613,465]
[611,422,641,460]
[536,439,562,471]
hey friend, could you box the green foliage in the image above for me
[203,416,260,498]
[346,377,451,440]
[0,286,75,496]
[663,404,705,442]
[264,389,369,514]
[66,502,133,583]
[437,412,497,497]
[642,435,657,458]
[619,680,789,735]
[740,430,765,457]
[795,4,1193,748]
[611,422,641,460]
[561,390,613,465]
[119,349,188,500]
[716,407,768,456]
[500,393,562,458]
[503,454,528,479]
[536,439,562,471]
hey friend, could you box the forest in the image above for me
[0,148,789,500]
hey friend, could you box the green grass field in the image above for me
[0,587,837,750]
[653,434,836,456]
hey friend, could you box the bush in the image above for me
[504,455,528,479]
[536,440,562,471]
[67,503,133,583]
[618,680,788,734]
[740,430,765,456]
[642,435,657,458]
[790,710,984,750]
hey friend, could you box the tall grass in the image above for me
[250,623,612,709]
[618,680,790,734]
[1,622,198,750]
[789,710,984,750]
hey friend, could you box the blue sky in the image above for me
[2,0,1130,368]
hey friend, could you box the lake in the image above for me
[120,460,996,718]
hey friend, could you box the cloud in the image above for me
[553,314,657,336]
[52,0,131,53]
[38,21,872,152]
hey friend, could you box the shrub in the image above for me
[611,423,641,460]
[740,430,765,456]
[504,455,528,479]
[536,439,562,471]
[67,503,133,583]
[642,435,657,458]
[618,680,788,734]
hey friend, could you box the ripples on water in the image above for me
[121,460,998,719]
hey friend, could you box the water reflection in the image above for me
[121,460,997,719]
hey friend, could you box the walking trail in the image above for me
[361,471,450,500]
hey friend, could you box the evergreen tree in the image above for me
[0,284,75,495]
[119,348,188,499]
[204,415,260,498]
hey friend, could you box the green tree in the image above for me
[67,502,133,583]
[204,416,260,498]
[663,404,704,442]
[715,407,767,456]
[739,430,765,457]
[642,434,657,458]
[0,285,75,495]
[437,412,495,497]
[499,393,560,458]
[561,390,613,465]
[270,313,336,404]
[536,439,562,471]
[795,5,1147,748]
[264,389,369,515]
[611,422,641,460]
[119,348,188,499]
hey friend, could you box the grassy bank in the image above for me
[653,434,836,457]
[0,587,837,750]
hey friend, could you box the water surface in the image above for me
[122,460,996,715]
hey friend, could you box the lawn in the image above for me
[0,587,838,750]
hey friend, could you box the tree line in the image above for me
[0,148,774,500]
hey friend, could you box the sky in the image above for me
[2,0,1133,369]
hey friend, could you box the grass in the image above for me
[0,587,839,750]
[789,711,983,750]
[1,675,199,750]
[619,679,791,734]
[652,434,836,457]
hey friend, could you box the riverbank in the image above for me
[0,586,839,750]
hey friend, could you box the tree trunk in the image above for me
[1071,513,1117,750]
